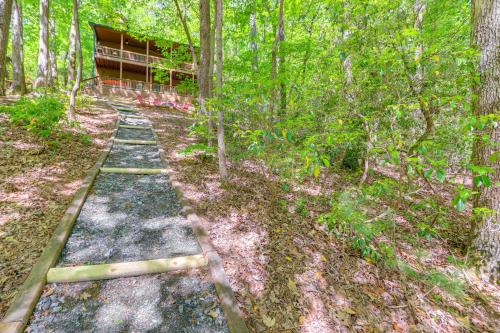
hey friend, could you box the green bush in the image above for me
[1,95,65,137]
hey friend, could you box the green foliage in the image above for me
[0,96,65,137]
[318,187,395,262]
[75,95,95,112]
[294,198,309,217]
[180,143,216,156]
[398,261,465,299]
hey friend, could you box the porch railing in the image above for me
[95,45,194,72]
[92,76,176,94]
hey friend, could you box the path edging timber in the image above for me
[149,115,250,333]
[47,254,208,283]
[0,102,120,332]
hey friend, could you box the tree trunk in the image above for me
[67,6,76,87]
[208,0,215,96]
[68,0,81,121]
[10,0,25,95]
[198,0,211,117]
[173,0,198,71]
[48,15,57,87]
[215,0,227,179]
[34,0,49,88]
[269,0,284,126]
[206,0,216,146]
[471,0,499,280]
[250,3,258,71]
[0,0,13,95]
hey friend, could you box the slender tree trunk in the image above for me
[11,0,25,95]
[269,0,284,126]
[215,0,227,178]
[67,7,76,87]
[48,15,57,87]
[34,0,49,88]
[407,0,432,158]
[206,0,216,146]
[173,0,198,71]
[0,0,13,95]
[208,0,216,96]
[198,0,211,117]
[68,0,81,121]
[250,3,258,71]
[471,0,499,280]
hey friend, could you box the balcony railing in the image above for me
[91,76,193,96]
[95,45,194,72]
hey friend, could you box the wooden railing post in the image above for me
[120,34,123,83]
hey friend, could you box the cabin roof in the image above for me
[89,22,198,53]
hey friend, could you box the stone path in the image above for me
[24,104,232,333]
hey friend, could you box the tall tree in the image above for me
[470,0,499,280]
[68,0,81,120]
[269,0,284,125]
[249,2,258,71]
[173,0,198,71]
[10,0,25,95]
[206,0,216,146]
[198,0,211,116]
[0,0,13,95]
[34,0,50,88]
[215,0,227,178]
[48,15,57,87]
[67,5,76,87]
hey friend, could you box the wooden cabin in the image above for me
[88,22,196,102]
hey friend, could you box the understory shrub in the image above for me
[318,186,395,262]
[1,95,65,137]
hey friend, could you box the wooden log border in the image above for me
[0,102,121,332]
[149,119,249,333]
[119,125,151,130]
[99,167,166,175]
[47,254,208,283]
[113,139,157,145]
[120,114,143,119]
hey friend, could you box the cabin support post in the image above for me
[170,70,173,91]
[119,33,123,85]
[146,40,149,85]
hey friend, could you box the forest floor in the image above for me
[0,99,116,317]
[145,106,500,332]
[1,99,499,332]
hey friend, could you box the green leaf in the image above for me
[321,156,331,167]
[481,175,491,187]
[313,165,320,178]
[436,170,446,183]
[473,176,483,187]
[453,197,466,212]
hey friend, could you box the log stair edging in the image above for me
[149,122,250,333]
[99,167,167,175]
[113,138,157,145]
[47,254,208,283]
[119,125,151,130]
[0,103,121,332]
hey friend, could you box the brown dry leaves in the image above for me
[0,101,116,317]
[146,107,500,333]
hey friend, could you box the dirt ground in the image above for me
[0,100,116,317]
[145,106,500,333]
[2,100,498,332]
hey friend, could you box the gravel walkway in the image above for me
[115,127,156,141]
[28,270,229,333]
[103,144,163,168]
[26,105,230,332]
